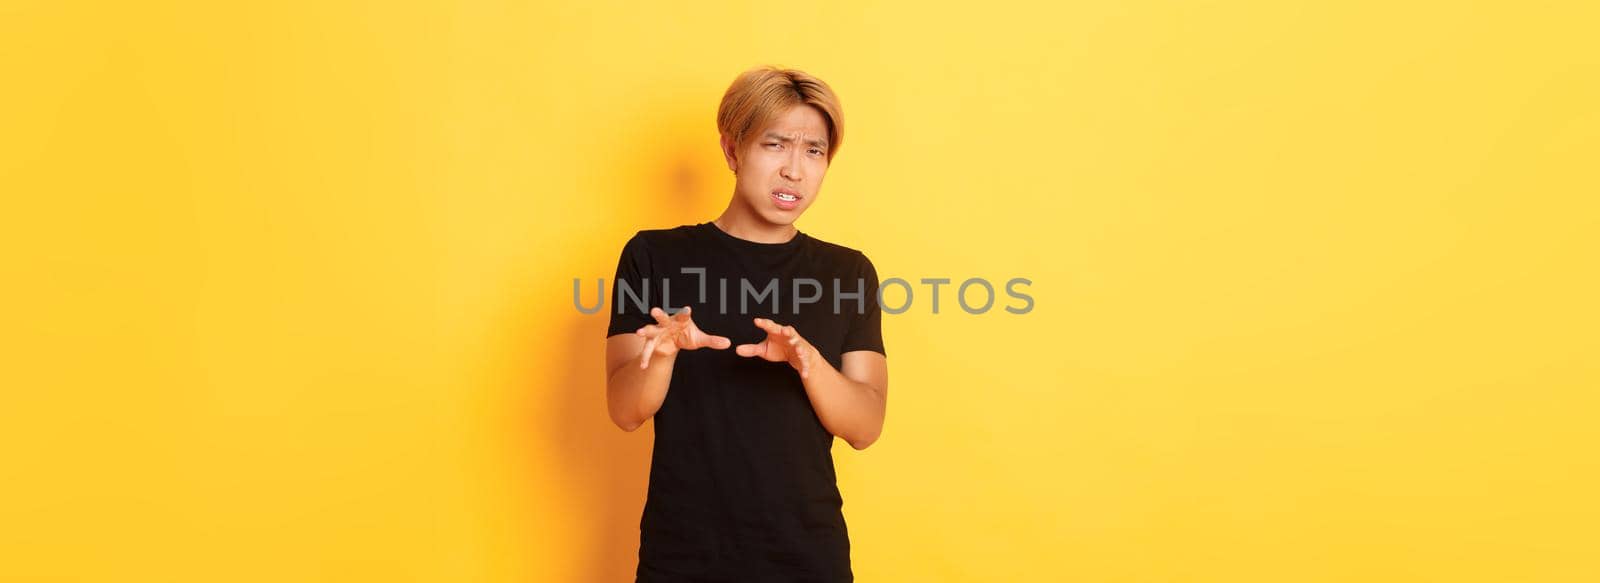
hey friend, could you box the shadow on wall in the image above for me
[530,106,726,581]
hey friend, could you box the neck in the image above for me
[713,199,798,244]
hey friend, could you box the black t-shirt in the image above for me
[606,221,885,582]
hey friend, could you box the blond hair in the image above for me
[716,66,844,162]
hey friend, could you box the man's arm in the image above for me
[605,333,677,432]
[800,350,888,450]
[734,318,889,450]
[606,306,731,432]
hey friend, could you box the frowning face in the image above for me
[721,104,832,226]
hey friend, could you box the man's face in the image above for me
[723,104,831,225]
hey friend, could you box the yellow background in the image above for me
[3,1,1597,581]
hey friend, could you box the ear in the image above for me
[720,134,739,174]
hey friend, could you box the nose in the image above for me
[780,149,803,182]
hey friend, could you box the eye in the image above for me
[764,142,781,149]
[809,148,824,156]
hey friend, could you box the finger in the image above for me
[784,325,796,338]
[753,317,782,335]
[735,343,765,358]
[650,307,671,326]
[706,335,732,350]
[798,346,811,379]
[679,329,708,351]
[640,335,659,369]
[674,305,692,321]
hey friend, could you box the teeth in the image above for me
[775,193,797,201]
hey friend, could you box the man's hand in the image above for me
[734,317,817,379]
[635,306,732,369]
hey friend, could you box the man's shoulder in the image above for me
[803,232,873,266]
[624,223,702,249]
[803,232,865,257]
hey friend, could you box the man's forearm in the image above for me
[800,359,886,450]
[607,351,677,431]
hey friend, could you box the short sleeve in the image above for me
[840,252,886,356]
[606,233,656,338]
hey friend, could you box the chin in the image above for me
[758,209,800,226]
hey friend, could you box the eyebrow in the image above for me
[763,131,828,150]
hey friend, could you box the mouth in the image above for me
[771,188,803,210]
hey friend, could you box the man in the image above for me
[604,66,889,582]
